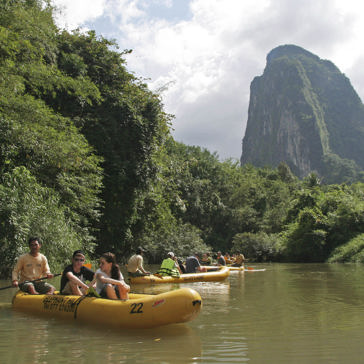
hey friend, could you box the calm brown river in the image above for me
[1,263,364,363]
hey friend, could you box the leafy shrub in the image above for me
[134,222,211,264]
[0,167,92,276]
[232,232,279,262]
[281,207,328,262]
[328,234,364,263]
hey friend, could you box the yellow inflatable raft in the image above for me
[130,266,230,284]
[12,287,202,329]
[228,266,244,271]
[202,265,244,272]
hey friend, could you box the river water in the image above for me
[1,263,364,363]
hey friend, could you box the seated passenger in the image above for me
[216,251,226,266]
[185,253,207,274]
[60,250,95,295]
[12,237,55,295]
[232,252,245,267]
[177,257,186,274]
[95,252,130,300]
[224,253,233,264]
[201,253,212,266]
[156,252,182,277]
[127,247,150,277]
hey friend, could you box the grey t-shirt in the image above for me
[217,256,226,265]
[95,268,123,294]
[185,256,200,273]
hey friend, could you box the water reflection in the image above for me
[3,264,364,363]
[0,307,201,363]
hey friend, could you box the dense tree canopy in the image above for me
[0,0,103,274]
[1,0,364,277]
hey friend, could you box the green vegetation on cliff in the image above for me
[242,44,364,184]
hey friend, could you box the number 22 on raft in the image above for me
[130,302,143,314]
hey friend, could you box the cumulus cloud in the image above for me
[51,0,364,159]
[53,0,107,29]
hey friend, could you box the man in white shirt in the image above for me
[127,247,150,277]
[12,237,55,295]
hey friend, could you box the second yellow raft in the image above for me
[130,266,230,284]
[202,265,244,272]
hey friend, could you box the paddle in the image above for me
[246,267,266,272]
[0,273,61,291]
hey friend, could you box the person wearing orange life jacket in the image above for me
[224,253,233,264]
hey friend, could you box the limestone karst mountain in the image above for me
[241,44,364,183]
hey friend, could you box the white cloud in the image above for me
[104,0,146,25]
[53,0,107,29]
[51,0,364,159]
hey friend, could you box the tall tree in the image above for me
[0,0,103,273]
[52,30,171,255]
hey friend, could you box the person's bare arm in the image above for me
[66,271,89,290]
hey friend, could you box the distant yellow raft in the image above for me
[202,265,244,272]
[12,288,202,329]
[228,266,244,271]
[130,266,230,284]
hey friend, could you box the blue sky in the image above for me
[52,0,364,160]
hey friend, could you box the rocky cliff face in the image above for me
[241,45,364,183]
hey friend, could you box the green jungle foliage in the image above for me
[1,1,364,277]
[328,233,364,263]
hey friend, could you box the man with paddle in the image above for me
[11,237,55,295]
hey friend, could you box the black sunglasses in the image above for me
[74,258,85,262]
